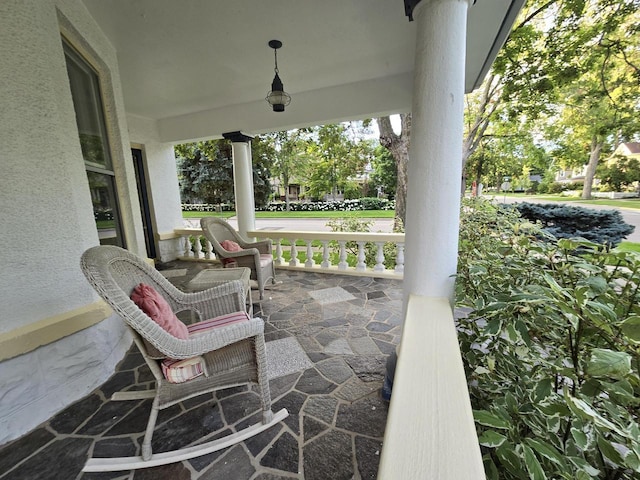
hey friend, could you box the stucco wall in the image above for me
[0,0,136,444]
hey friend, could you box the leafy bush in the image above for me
[325,217,401,269]
[456,198,640,479]
[515,202,635,248]
[547,182,568,194]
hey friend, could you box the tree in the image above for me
[597,155,640,191]
[376,114,410,227]
[175,138,273,208]
[369,145,397,199]
[250,135,276,208]
[270,129,311,210]
[304,122,372,201]
[175,141,234,205]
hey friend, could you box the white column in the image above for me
[223,131,256,238]
[404,0,469,304]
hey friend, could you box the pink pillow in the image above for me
[220,240,243,266]
[220,240,242,252]
[130,283,189,339]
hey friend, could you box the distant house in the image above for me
[611,142,640,160]
[555,165,588,184]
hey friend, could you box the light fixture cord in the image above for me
[273,49,279,74]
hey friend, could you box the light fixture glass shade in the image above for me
[265,72,291,112]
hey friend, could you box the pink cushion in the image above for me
[161,357,204,383]
[260,254,273,267]
[187,311,250,336]
[220,240,243,265]
[130,283,189,339]
[220,240,242,252]
[159,312,249,383]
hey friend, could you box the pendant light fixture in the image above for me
[265,40,291,112]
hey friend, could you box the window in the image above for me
[63,41,125,247]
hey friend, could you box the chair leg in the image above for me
[141,397,160,461]
[253,335,274,424]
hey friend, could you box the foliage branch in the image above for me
[456,197,640,479]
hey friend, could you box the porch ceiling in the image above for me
[81,0,523,142]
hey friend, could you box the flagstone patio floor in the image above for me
[0,262,403,480]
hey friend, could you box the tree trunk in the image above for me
[283,172,291,211]
[377,114,410,229]
[582,136,603,200]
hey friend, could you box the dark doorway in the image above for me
[132,148,157,259]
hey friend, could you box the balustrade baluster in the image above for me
[192,235,203,259]
[338,241,348,270]
[374,242,386,271]
[289,240,299,266]
[321,241,330,268]
[356,241,366,271]
[204,239,213,259]
[395,243,405,273]
[275,239,283,266]
[182,235,192,258]
[305,241,315,268]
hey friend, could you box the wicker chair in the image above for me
[79,245,286,472]
[200,217,277,299]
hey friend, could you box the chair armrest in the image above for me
[239,239,272,255]
[167,317,265,358]
[173,280,246,320]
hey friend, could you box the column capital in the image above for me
[404,0,421,20]
[405,0,472,21]
[222,131,254,143]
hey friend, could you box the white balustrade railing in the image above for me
[170,228,405,279]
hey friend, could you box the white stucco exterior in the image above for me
[0,0,139,444]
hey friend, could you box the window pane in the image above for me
[87,171,125,247]
[64,47,112,170]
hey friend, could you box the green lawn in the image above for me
[486,193,640,210]
[183,210,395,219]
[614,241,640,254]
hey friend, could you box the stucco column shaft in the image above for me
[404,0,469,303]
[223,132,256,238]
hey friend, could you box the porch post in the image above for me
[223,131,256,238]
[404,0,469,303]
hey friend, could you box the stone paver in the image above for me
[0,264,403,480]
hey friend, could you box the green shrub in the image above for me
[325,217,401,269]
[515,202,635,248]
[456,198,640,480]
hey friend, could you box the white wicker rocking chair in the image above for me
[200,217,277,299]
[80,245,287,472]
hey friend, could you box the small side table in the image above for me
[186,267,253,316]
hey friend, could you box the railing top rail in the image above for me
[250,230,404,243]
[170,227,404,243]
[378,295,485,479]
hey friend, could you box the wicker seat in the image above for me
[200,217,277,299]
[79,245,286,472]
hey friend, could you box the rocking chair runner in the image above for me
[79,245,287,472]
[200,217,277,299]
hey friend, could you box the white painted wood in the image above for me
[305,241,315,268]
[321,241,330,268]
[172,228,406,279]
[403,0,468,301]
[275,239,284,266]
[338,241,348,270]
[289,240,299,266]
[374,242,385,272]
[83,408,289,472]
[231,141,256,239]
[378,296,485,479]
[394,243,405,274]
[356,241,366,271]
[111,390,156,401]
